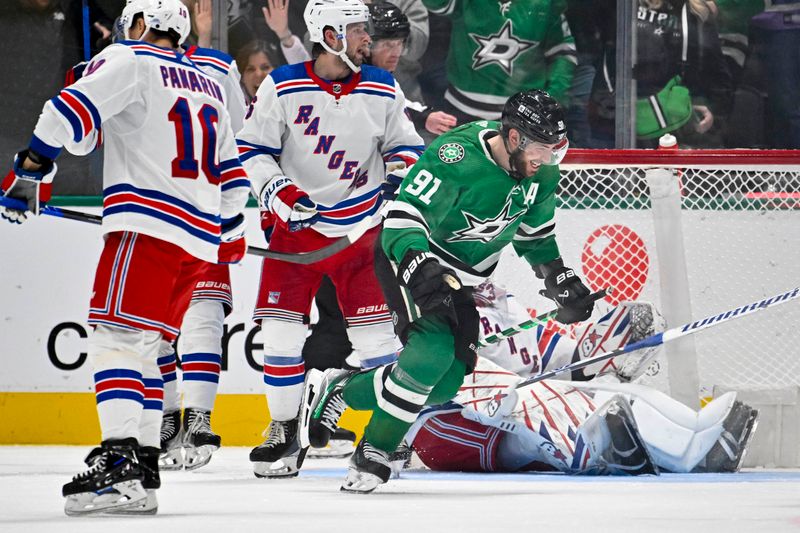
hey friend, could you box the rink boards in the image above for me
[1,204,797,445]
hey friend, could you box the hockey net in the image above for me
[495,149,800,398]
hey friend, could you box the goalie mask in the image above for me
[501,90,569,177]
[305,0,372,73]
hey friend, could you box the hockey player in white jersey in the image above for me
[236,0,424,479]
[408,282,760,475]
[0,0,249,515]
[156,32,249,472]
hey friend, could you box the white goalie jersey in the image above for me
[408,284,758,475]
[236,61,424,237]
[30,41,249,263]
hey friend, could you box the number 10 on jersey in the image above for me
[168,97,220,184]
[404,169,441,205]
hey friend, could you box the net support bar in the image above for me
[646,167,700,407]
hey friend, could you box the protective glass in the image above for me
[521,137,569,166]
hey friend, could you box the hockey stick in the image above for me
[0,196,372,265]
[477,288,609,348]
[515,286,800,388]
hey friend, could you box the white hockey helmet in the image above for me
[122,0,191,46]
[304,0,371,72]
[120,0,151,39]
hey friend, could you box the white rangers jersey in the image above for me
[184,45,247,132]
[236,61,424,237]
[476,288,575,377]
[30,41,250,263]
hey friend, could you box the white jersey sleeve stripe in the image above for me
[236,139,282,162]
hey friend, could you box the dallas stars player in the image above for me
[423,0,577,121]
[300,90,595,493]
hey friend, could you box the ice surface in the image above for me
[1,446,799,532]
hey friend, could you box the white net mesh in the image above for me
[494,149,800,395]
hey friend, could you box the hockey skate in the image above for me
[183,408,221,471]
[575,302,666,382]
[300,368,354,449]
[250,418,307,478]
[388,441,413,479]
[306,427,357,459]
[699,400,759,473]
[63,438,147,516]
[159,409,183,470]
[579,395,659,476]
[341,437,392,493]
[105,446,160,515]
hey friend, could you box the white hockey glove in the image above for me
[381,163,410,202]
[260,175,320,232]
[0,150,57,224]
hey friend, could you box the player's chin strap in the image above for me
[320,36,361,73]
[516,286,800,389]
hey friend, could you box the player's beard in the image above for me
[510,149,538,179]
[348,43,369,67]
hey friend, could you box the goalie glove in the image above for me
[536,258,594,324]
[0,150,57,224]
[260,175,320,232]
[218,213,247,264]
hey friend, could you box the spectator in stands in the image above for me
[236,40,278,102]
[422,0,576,123]
[588,0,733,148]
[186,0,213,47]
[565,0,603,147]
[261,0,314,64]
[363,0,429,102]
[367,2,455,137]
[748,1,800,148]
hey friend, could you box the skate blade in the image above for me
[64,479,147,516]
[306,439,355,459]
[184,444,218,471]
[159,447,184,471]
[103,489,158,515]
[299,369,325,449]
[340,469,384,493]
[253,456,301,479]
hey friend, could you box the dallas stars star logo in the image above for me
[447,199,525,243]
[469,20,537,76]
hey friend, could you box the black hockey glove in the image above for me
[537,259,594,324]
[398,250,461,318]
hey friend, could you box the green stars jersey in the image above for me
[382,121,562,286]
[422,0,577,119]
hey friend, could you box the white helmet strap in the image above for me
[320,32,361,73]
